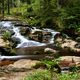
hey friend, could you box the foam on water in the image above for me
[0,21,12,28]
[12,27,45,48]
[43,28,59,43]
[0,21,59,48]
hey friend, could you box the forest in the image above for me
[0,0,80,36]
[0,0,80,80]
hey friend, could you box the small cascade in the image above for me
[43,28,59,43]
[12,27,45,48]
[12,27,29,42]
[0,21,12,27]
[0,21,59,48]
[0,21,59,59]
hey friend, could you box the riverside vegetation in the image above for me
[0,0,80,80]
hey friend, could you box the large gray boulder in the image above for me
[16,43,55,55]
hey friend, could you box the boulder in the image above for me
[29,30,43,42]
[0,36,16,55]
[0,36,9,47]
[20,27,31,35]
[60,56,80,67]
[29,30,53,43]
[8,59,40,69]
[16,43,55,55]
[55,38,80,56]
[44,48,57,53]
[9,30,15,36]
[10,37,20,44]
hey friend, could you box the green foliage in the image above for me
[24,70,51,80]
[24,69,80,80]
[58,73,80,80]
[2,31,11,41]
[41,59,60,69]
[0,0,80,38]
[69,66,80,72]
[40,58,61,74]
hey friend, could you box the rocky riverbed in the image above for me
[0,59,40,80]
[0,20,80,80]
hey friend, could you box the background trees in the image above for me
[0,0,80,38]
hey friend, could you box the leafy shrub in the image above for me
[2,31,11,41]
[33,58,60,73]
[41,59,61,73]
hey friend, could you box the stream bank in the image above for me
[0,19,80,80]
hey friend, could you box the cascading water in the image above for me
[0,21,45,48]
[43,29,59,43]
[0,21,59,60]
[0,21,12,28]
[0,21,59,48]
[12,26,45,48]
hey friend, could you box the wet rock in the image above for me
[20,27,31,35]
[42,31,52,43]
[10,37,20,48]
[0,36,16,55]
[29,30,52,43]
[29,30,42,42]
[0,47,13,56]
[8,30,15,36]
[16,43,55,55]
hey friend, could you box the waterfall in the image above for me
[0,21,12,28]
[12,26,45,48]
[0,21,59,48]
[43,28,59,43]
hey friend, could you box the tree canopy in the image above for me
[0,0,80,37]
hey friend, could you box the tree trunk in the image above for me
[7,0,10,14]
[2,0,4,18]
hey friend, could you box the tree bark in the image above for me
[7,0,10,14]
[2,0,4,18]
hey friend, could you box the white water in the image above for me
[43,28,59,43]
[0,21,59,48]
[12,27,45,48]
[0,21,45,48]
[0,21,12,28]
